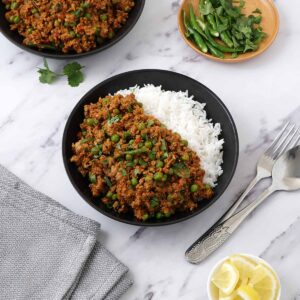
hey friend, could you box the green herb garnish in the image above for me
[63,62,84,87]
[38,59,58,84]
[37,59,84,87]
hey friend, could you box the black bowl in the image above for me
[0,1,145,59]
[63,70,239,226]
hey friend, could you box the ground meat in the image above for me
[3,0,135,53]
[70,93,214,221]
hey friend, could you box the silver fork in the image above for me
[185,121,300,264]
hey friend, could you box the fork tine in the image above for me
[291,129,300,148]
[265,121,291,155]
[274,126,298,159]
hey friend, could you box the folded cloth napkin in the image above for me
[0,165,132,300]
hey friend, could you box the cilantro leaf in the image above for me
[63,62,83,76]
[107,115,121,125]
[199,0,214,15]
[63,62,84,87]
[67,71,84,87]
[38,58,59,84]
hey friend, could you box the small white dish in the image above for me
[207,254,281,300]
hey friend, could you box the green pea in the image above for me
[84,13,91,19]
[205,184,211,190]
[144,175,152,182]
[128,139,134,145]
[13,15,20,23]
[162,174,168,182]
[89,173,96,184]
[147,120,155,127]
[156,161,164,168]
[91,145,101,155]
[126,154,133,161]
[111,134,120,143]
[106,202,113,209]
[10,2,18,9]
[54,19,60,27]
[69,31,76,37]
[108,31,115,39]
[31,8,38,14]
[131,178,138,186]
[123,131,131,140]
[107,191,113,199]
[138,122,146,130]
[167,194,173,201]
[149,152,156,160]
[138,159,147,166]
[86,118,98,126]
[133,158,139,165]
[145,141,153,148]
[156,212,163,219]
[94,27,100,35]
[162,152,169,160]
[100,14,107,21]
[112,194,118,200]
[182,153,189,161]
[81,2,90,8]
[126,162,135,168]
[168,168,174,175]
[150,197,159,208]
[190,184,199,193]
[142,214,149,221]
[181,140,189,147]
[27,27,33,34]
[153,172,163,181]
[73,8,83,17]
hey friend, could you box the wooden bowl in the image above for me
[178,0,280,63]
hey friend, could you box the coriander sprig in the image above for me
[38,59,85,87]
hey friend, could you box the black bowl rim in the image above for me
[62,69,239,226]
[0,0,145,59]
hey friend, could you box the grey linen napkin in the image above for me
[0,165,132,300]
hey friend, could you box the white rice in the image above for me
[116,85,224,187]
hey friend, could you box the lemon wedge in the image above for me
[212,261,240,295]
[249,264,279,300]
[219,289,236,300]
[229,254,257,284]
[235,285,260,300]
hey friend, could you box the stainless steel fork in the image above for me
[185,121,300,264]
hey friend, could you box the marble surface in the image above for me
[0,0,300,299]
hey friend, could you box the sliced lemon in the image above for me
[219,289,236,300]
[235,285,260,300]
[249,264,279,300]
[229,254,257,284]
[212,261,240,295]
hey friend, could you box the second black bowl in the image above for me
[0,0,145,59]
[63,70,239,226]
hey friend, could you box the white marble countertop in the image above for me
[1,0,300,299]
